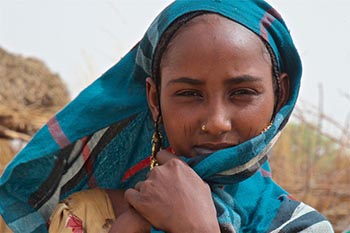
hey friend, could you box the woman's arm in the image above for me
[107,190,151,233]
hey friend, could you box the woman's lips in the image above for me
[193,143,235,156]
[193,147,217,156]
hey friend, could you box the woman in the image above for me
[0,0,333,232]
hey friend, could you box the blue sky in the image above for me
[1,0,350,134]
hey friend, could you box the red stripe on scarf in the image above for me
[81,136,98,188]
[47,116,71,148]
[259,12,275,42]
[259,167,272,178]
[82,138,91,161]
[121,147,175,182]
[121,157,151,182]
[267,8,282,21]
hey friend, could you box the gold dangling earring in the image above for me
[150,115,162,170]
[261,122,273,134]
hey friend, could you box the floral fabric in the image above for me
[48,189,114,233]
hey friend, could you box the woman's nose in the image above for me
[203,104,232,136]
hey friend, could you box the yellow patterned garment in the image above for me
[49,189,115,233]
[0,215,13,233]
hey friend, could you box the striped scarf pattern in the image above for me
[0,1,333,232]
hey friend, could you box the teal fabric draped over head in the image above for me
[1,1,332,233]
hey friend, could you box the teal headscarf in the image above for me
[1,1,332,232]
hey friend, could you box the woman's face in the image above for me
[147,14,289,158]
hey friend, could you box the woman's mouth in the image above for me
[193,143,235,156]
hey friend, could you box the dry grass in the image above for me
[0,47,69,108]
[0,139,16,173]
[270,105,350,233]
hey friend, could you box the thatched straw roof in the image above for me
[0,47,70,136]
[0,47,70,173]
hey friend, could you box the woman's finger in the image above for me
[155,149,180,165]
[134,181,143,191]
[109,207,151,233]
[124,188,142,210]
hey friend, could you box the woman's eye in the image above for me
[230,89,257,97]
[176,90,203,98]
[231,88,257,95]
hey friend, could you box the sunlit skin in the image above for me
[111,14,290,233]
[147,14,289,158]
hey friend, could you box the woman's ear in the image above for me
[146,77,160,121]
[276,73,290,112]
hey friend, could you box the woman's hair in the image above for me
[151,11,208,92]
[151,11,281,114]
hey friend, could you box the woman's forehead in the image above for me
[161,14,270,67]
[181,14,263,46]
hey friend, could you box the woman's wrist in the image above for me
[106,189,129,218]
[169,216,220,233]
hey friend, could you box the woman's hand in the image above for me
[108,208,151,233]
[107,190,151,233]
[125,150,220,233]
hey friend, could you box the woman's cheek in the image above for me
[162,110,197,155]
[237,112,270,139]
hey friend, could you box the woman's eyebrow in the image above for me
[166,75,262,87]
[166,77,205,86]
[224,75,262,85]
